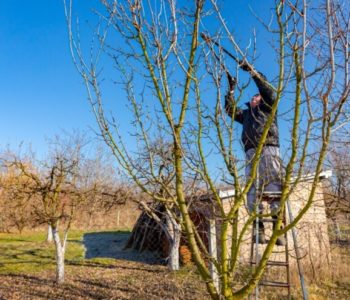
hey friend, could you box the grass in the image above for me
[0,230,209,300]
[0,231,86,274]
[0,230,131,274]
[0,230,349,299]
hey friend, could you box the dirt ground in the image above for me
[0,260,209,300]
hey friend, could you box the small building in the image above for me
[193,170,332,277]
[126,171,332,276]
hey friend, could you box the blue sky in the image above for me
[0,0,284,162]
[0,1,100,156]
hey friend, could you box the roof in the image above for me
[196,170,332,202]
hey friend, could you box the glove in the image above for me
[227,73,237,91]
[225,93,233,115]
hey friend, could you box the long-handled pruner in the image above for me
[200,33,257,81]
[200,32,237,89]
[201,33,240,63]
[201,32,274,94]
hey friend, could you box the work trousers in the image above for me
[245,146,282,215]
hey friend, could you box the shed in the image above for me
[194,170,332,276]
[126,171,332,274]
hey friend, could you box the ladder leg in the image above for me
[255,215,259,300]
[286,199,308,300]
[249,222,255,300]
[255,168,260,300]
[284,209,291,300]
[250,220,255,268]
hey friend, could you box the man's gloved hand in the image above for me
[239,59,252,72]
[226,71,237,92]
[225,93,233,115]
[225,73,236,116]
[227,74,237,91]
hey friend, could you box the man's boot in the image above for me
[252,220,266,244]
[272,215,286,246]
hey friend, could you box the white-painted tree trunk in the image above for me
[52,227,67,284]
[46,225,53,242]
[166,212,181,271]
[208,219,219,291]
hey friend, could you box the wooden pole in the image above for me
[208,218,219,291]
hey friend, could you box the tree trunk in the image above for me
[52,227,65,284]
[46,225,53,242]
[208,219,219,291]
[166,212,180,271]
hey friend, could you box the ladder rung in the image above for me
[256,218,287,223]
[259,280,290,288]
[257,192,282,197]
[259,218,277,222]
[251,260,288,266]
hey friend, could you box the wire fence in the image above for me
[328,219,350,246]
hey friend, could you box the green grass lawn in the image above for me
[0,231,86,274]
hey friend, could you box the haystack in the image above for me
[124,203,168,256]
[124,202,207,263]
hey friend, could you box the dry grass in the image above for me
[0,261,209,300]
[257,241,350,299]
[0,230,209,300]
[0,231,349,299]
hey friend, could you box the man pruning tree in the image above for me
[225,62,286,246]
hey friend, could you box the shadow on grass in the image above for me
[1,273,53,285]
[0,273,122,300]
[68,259,163,273]
[0,248,54,262]
[83,231,162,265]
[76,278,138,293]
[0,238,31,243]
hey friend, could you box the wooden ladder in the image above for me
[250,203,291,299]
[249,192,308,300]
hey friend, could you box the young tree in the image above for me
[325,142,350,240]
[6,135,87,284]
[123,138,184,270]
[65,0,350,298]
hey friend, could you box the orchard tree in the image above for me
[65,0,350,299]
[124,138,189,271]
[325,141,350,239]
[7,135,88,284]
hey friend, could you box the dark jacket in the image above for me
[225,72,279,152]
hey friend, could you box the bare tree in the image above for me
[65,0,350,298]
[329,149,350,210]
[6,135,87,284]
[123,138,185,270]
[324,142,350,240]
[77,146,120,227]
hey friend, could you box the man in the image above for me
[225,63,285,245]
